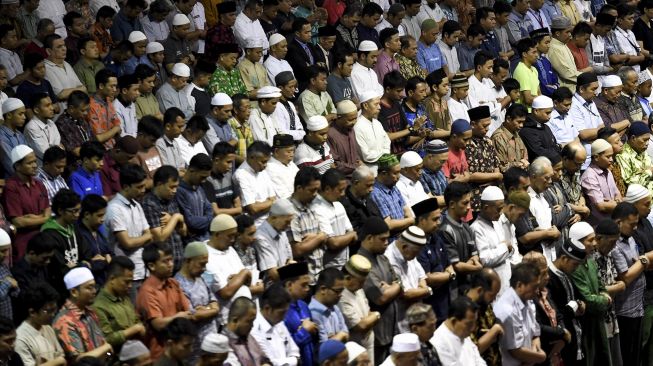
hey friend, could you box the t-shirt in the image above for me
[512,62,540,107]
[326,74,354,104]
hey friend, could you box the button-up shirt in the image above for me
[549,37,582,89]
[581,163,621,225]
[353,115,391,166]
[251,315,300,366]
[264,56,294,86]
[155,135,186,170]
[471,216,512,296]
[615,142,653,193]
[87,96,120,149]
[24,117,61,164]
[396,174,429,208]
[55,111,92,154]
[0,126,26,177]
[35,168,68,204]
[15,321,64,366]
[594,94,630,130]
[491,126,528,172]
[175,134,209,166]
[611,235,646,317]
[494,287,541,366]
[298,89,336,122]
[266,157,298,199]
[52,300,105,359]
[234,160,276,226]
[309,298,349,343]
[431,322,487,366]
[175,180,212,242]
[549,108,579,145]
[249,108,279,146]
[437,39,460,74]
[569,93,602,169]
[143,192,185,270]
[113,98,137,137]
[254,220,293,271]
[373,50,400,84]
[507,10,534,45]
[91,288,139,347]
[371,181,406,224]
[338,288,374,361]
[314,194,353,268]
[273,100,306,142]
[288,197,327,280]
[233,12,269,52]
[105,193,150,280]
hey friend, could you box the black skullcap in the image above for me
[318,25,338,37]
[577,72,598,86]
[412,198,438,218]
[425,68,447,86]
[468,105,491,121]
[115,135,140,155]
[596,12,616,26]
[360,216,389,239]
[216,43,240,55]
[529,27,550,39]
[275,71,295,86]
[273,134,294,148]
[278,262,309,282]
[561,238,587,261]
[217,1,237,14]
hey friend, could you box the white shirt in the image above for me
[24,117,61,163]
[375,19,403,36]
[90,0,120,15]
[431,322,487,366]
[396,174,430,208]
[448,97,470,122]
[37,0,66,38]
[314,194,354,269]
[385,242,427,291]
[233,12,269,53]
[44,60,83,100]
[612,27,640,73]
[548,109,579,145]
[140,14,170,42]
[467,75,502,119]
[266,157,299,199]
[401,15,422,40]
[272,100,305,141]
[372,0,390,12]
[528,186,556,262]
[0,48,23,81]
[353,115,391,166]
[569,93,602,169]
[190,2,206,53]
[294,142,334,175]
[483,79,507,136]
[264,56,294,85]
[494,288,541,366]
[113,98,138,137]
[418,2,445,24]
[105,193,150,280]
[251,315,300,366]
[175,134,208,166]
[234,161,276,226]
[525,9,550,30]
[203,243,252,324]
[499,213,522,266]
[470,216,512,297]
[249,108,280,146]
[350,62,384,101]
[437,39,459,74]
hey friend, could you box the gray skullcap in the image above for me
[119,340,150,361]
[551,16,572,30]
[184,241,208,258]
[270,198,297,216]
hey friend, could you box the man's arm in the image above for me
[114,231,152,251]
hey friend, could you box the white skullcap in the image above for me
[2,97,24,115]
[0,229,10,247]
[64,267,95,290]
[602,74,622,88]
[172,13,191,26]
[307,115,329,131]
[591,138,612,156]
[10,145,33,166]
[201,333,232,353]
[210,214,237,232]
[639,70,652,86]
[146,42,164,54]
[257,85,282,99]
[532,95,554,109]
[128,31,147,43]
[358,40,378,52]
[569,221,594,241]
[269,33,286,46]
[399,151,422,168]
[625,183,650,203]
[270,198,297,216]
[345,342,367,363]
[481,185,505,201]
[245,37,265,48]
[171,63,191,77]
[119,340,150,361]
[336,100,357,114]
[359,90,381,104]
[211,93,233,106]
[391,333,420,353]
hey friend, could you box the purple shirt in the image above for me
[581,163,622,225]
[374,50,400,84]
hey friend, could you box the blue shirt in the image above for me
[417,41,447,74]
[103,53,128,77]
[308,297,348,343]
[542,0,561,24]
[457,42,480,72]
[124,55,150,75]
[356,24,380,48]
[481,30,501,58]
[110,11,144,42]
[75,222,112,286]
[420,168,448,196]
[417,232,450,326]
[284,299,315,366]
[370,181,406,221]
[69,167,103,199]
[0,126,26,178]
[534,56,559,97]
[176,180,213,242]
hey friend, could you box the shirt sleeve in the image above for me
[610,246,630,275]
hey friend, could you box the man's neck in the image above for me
[81,218,96,233]
[444,319,465,340]
[405,98,418,110]
[384,48,394,56]
[49,57,64,65]
[273,154,291,165]
[361,111,375,120]
[314,296,330,307]
[473,72,483,81]
[448,211,463,223]
[16,172,31,183]
[55,217,70,228]
[308,87,321,95]
[26,318,42,330]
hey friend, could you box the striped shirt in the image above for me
[36,168,69,205]
[294,142,334,175]
[288,197,327,282]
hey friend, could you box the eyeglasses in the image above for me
[328,287,345,294]
[65,208,81,214]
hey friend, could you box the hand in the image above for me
[413,115,427,129]
[133,323,147,337]
[563,329,572,343]
[567,214,581,225]
[51,356,67,366]
[302,318,318,334]
[4,277,17,289]
[491,323,504,338]
[380,281,391,291]
[552,205,562,213]
[577,301,586,316]
[548,226,561,239]
[160,212,171,226]
[602,292,612,306]
[615,280,627,292]
[92,254,107,262]
[176,311,192,319]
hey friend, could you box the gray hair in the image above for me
[618,66,637,83]
[352,165,375,182]
[529,156,552,177]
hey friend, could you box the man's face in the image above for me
[297,24,312,43]
[580,82,600,100]
[31,61,46,80]
[554,97,572,115]
[84,207,106,230]
[287,275,311,299]
[401,39,418,60]
[504,115,525,133]
[1,30,17,50]
[452,130,473,150]
[319,35,336,52]
[386,34,401,53]
[16,152,38,177]
[44,158,66,178]
[523,46,539,65]
[379,164,401,187]
[170,75,189,91]
[385,86,404,102]
[0,247,9,264]
[215,104,234,122]
[353,174,375,197]
[362,97,381,118]
[60,203,81,226]
[49,38,67,60]
[150,251,174,278]
[312,72,328,92]
[623,71,639,95]
[140,75,156,94]
[100,76,118,99]
[388,11,405,27]
[573,33,590,48]
[618,214,639,237]
[505,204,527,224]
[70,17,88,37]
[274,145,295,164]
[74,280,98,305]
[158,178,180,200]
[362,13,381,28]
[169,336,194,360]
[480,12,497,30]
[213,153,235,175]
[263,4,278,19]
[629,133,650,154]
[260,98,279,115]
[517,278,540,300]
[453,309,478,338]
[166,116,186,139]
[187,255,209,277]
[603,85,622,102]
[471,118,491,137]
[235,100,251,122]
[219,53,239,70]
[369,232,390,253]
[450,193,472,218]
[619,13,636,30]
[532,107,553,123]
[594,147,614,169]
[341,13,361,29]
[234,308,257,337]
[272,40,288,59]
[563,150,586,174]
[32,301,58,327]
[248,153,270,172]
[469,34,485,48]
[264,303,290,325]
[30,250,54,267]
[338,56,354,77]
[111,269,134,297]
[536,36,551,54]
[409,82,429,103]
[336,110,358,130]
[123,84,141,103]
[422,26,440,44]
[0,330,16,357]
[127,180,147,200]
[482,200,504,221]
[516,0,530,13]
[82,40,100,60]
[412,312,437,342]
[360,50,380,68]
[490,66,508,87]
[237,224,257,246]
[322,278,345,306]
[246,47,264,63]
[36,97,55,119]
[532,165,554,192]
[296,179,321,204]
[435,77,450,97]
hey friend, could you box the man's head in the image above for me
[123,0,147,18]
[493,0,512,25]
[625,183,652,219]
[320,169,347,203]
[279,262,311,300]
[488,57,510,88]
[22,281,59,327]
[360,2,383,28]
[162,318,197,361]
[447,297,479,339]
[399,35,418,60]
[119,163,147,200]
[185,153,212,186]
[425,68,450,97]
[590,139,614,169]
[551,16,573,42]
[552,86,573,116]
[246,141,272,173]
[399,151,423,182]
[335,100,358,130]
[25,233,55,268]
[619,65,640,96]
[449,119,473,150]
[512,0,529,14]
[477,7,496,31]
[601,74,623,102]
[342,254,371,292]
[571,21,592,49]
[319,340,348,366]
[503,103,528,134]
[96,6,116,29]
[528,156,553,193]
[0,24,18,51]
[162,107,186,139]
[182,241,209,278]
[64,267,97,307]
[554,238,587,274]
[450,73,470,100]
[182,115,210,145]
[143,243,174,279]
[199,333,231,366]
[503,166,530,193]
[119,340,152,366]
[357,41,380,68]
[359,216,390,254]
[235,214,257,249]
[64,11,88,38]
[386,3,406,27]
[152,166,180,201]
[479,186,505,222]
[510,262,541,300]
[216,44,240,71]
[81,193,108,232]
[42,146,66,179]
[212,141,237,176]
[595,218,620,256]
[376,154,401,188]
[396,226,427,261]
[530,28,552,54]
[577,72,600,100]
[420,19,440,45]
[267,198,295,232]
[244,38,265,63]
[168,63,190,91]
[227,297,257,337]
[11,145,38,178]
[96,68,118,99]
[402,0,421,16]
[412,198,442,234]
[444,182,472,220]
[469,106,492,137]
[380,27,401,54]
[217,1,237,26]
[51,189,81,225]
[293,166,322,204]
[561,142,586,174]
[243,0,263,20]
[570,221,597,254]
[31,93,55,120]
[293,18,312,43]
[383,70,407,102]
[515,37,538,65]
[617,3,636,30]
[350,165,376,198]
[209,214,238,249]
[307,66,329,93]
[262,0,278,20]
[260,284,292,326]
[627,121,650,154]
[79,141,105,174]
[232,93,251,124]
[333,49,355,77]
[613,201,640,237]
[407,303,437,343]
[315,268,345,306]
[257,86,281,115]
[2,97,25,128]
[465,24,486,49]
[44,35,66,62]
[0,317,16,359]
[389,333,421,366]
[405,76,428,105]
[530,95,554,123]
[269,34,288,59]
[136,116,163,150]
[210,93,234,122]
[340,4,361,29]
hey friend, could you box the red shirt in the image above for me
[323,0,346,25]
[1,175,49,260]
[442,148,468,179]
[100,153,121,197]
[24,41,48,59]
[567,42,589,70]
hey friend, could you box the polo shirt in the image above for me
[15,321,64,365]
[0,48,23,81]
[0,126,26,178]
[549,109,579,145]
[70,167,103,199]
[494,287,541,366]
[91,288,139,347]
[265,157,298,199]
[313,194,353,269]
[294,141,334,175]
[417,41,446,74]
[457,43,480,72]
[155,135,185,170]
[288,197,328,281]
[396,174,429,208]
[337,288,374,356]
[569,93,602,169]
[254,220,293,271]
[308,298,348,343]
[135,93,161,120]
[513,62,540,107]
[251,315,300,365]
[44,59,83,99]
[385,241,427,294]
[370,181,406,223]
[202,171,238,209]
[175,134,208,166]
[233,161,276,226]
[156,82,194,119]
[105,193,150,280]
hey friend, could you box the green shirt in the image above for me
[91,288,139,347]
[512,62,539,110]
[135,92,161,120]
[73,59,105,95]
[298,89,335,122]
[209,66,247,97]
[615,142,653,193]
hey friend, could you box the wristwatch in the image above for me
[426,287,433,296]
[447,270,457,281]
[640,255,650,266]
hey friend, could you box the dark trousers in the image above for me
[375,343,390,364]
[617,315,643,366]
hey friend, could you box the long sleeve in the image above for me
[548,43,581,84]
[93,306,126,346]
[570,262,609,315]
[473,224,511,268]
[176,190,211,232]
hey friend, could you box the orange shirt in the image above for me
[87,96,120,149]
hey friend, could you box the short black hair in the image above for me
[195,60,216,76]
[612,201,639,220]
[572,21,593,37]
[467,23,486,39]
[473,50,493,70]
[235,214,255,233]
[292,18,310,33]
[597,126,618,140]
[107,256,135,279]
[260,283,292,309]
[138,115,164,139]
[448,296,479,319]
[503,166,528,191]
[26,232,56,255]
[30,92,51,110]
[163,107,185,126]
[96,6,117,21]
[80,141,105,161]
[379,27,399,48]
[307,65,328,82]
[321,168,345,190]
[552,86,573,102]
[118,73,140,92]
[80,194,108,218]
[383,70,407,89]
[405,76,426,94]
[163,318,197,341]
[515,38,536,59]
[476,7,495,23]
[493,57,509,74]
[134,64,156,81]
[316,267,344,289]
[361,2,383,17]
[0,24,14,41]
[52,189,81,215]
[247,141,272,157]
[493,0,512,14]
[142,243,173,267]
[444,182,471,206]
[442,20,462,37]
[119,164,147,187]
[189,153,213,171]
[505,103,528,119]
[503,78,520,94]
[95,68,117,89]
[43,146,67,165]
[64,11,83,29]
[153,165,180,186]
[21,281,59,315]
[44,34,62,49]
[24,52,45,70]
[213,141,237,159]
[510,262,540,287]
[68,90,90,108]
[294,166,321,189]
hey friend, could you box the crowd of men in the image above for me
[5,0,653,365]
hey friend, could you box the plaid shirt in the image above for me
[53,300,106,360]
[55,111,93,154]
[0,264,17,321]
[370,181,406,241]
[36,168,69,205]
[420,167,448,196]
[288,197,326,282]
[142,192,185,272]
